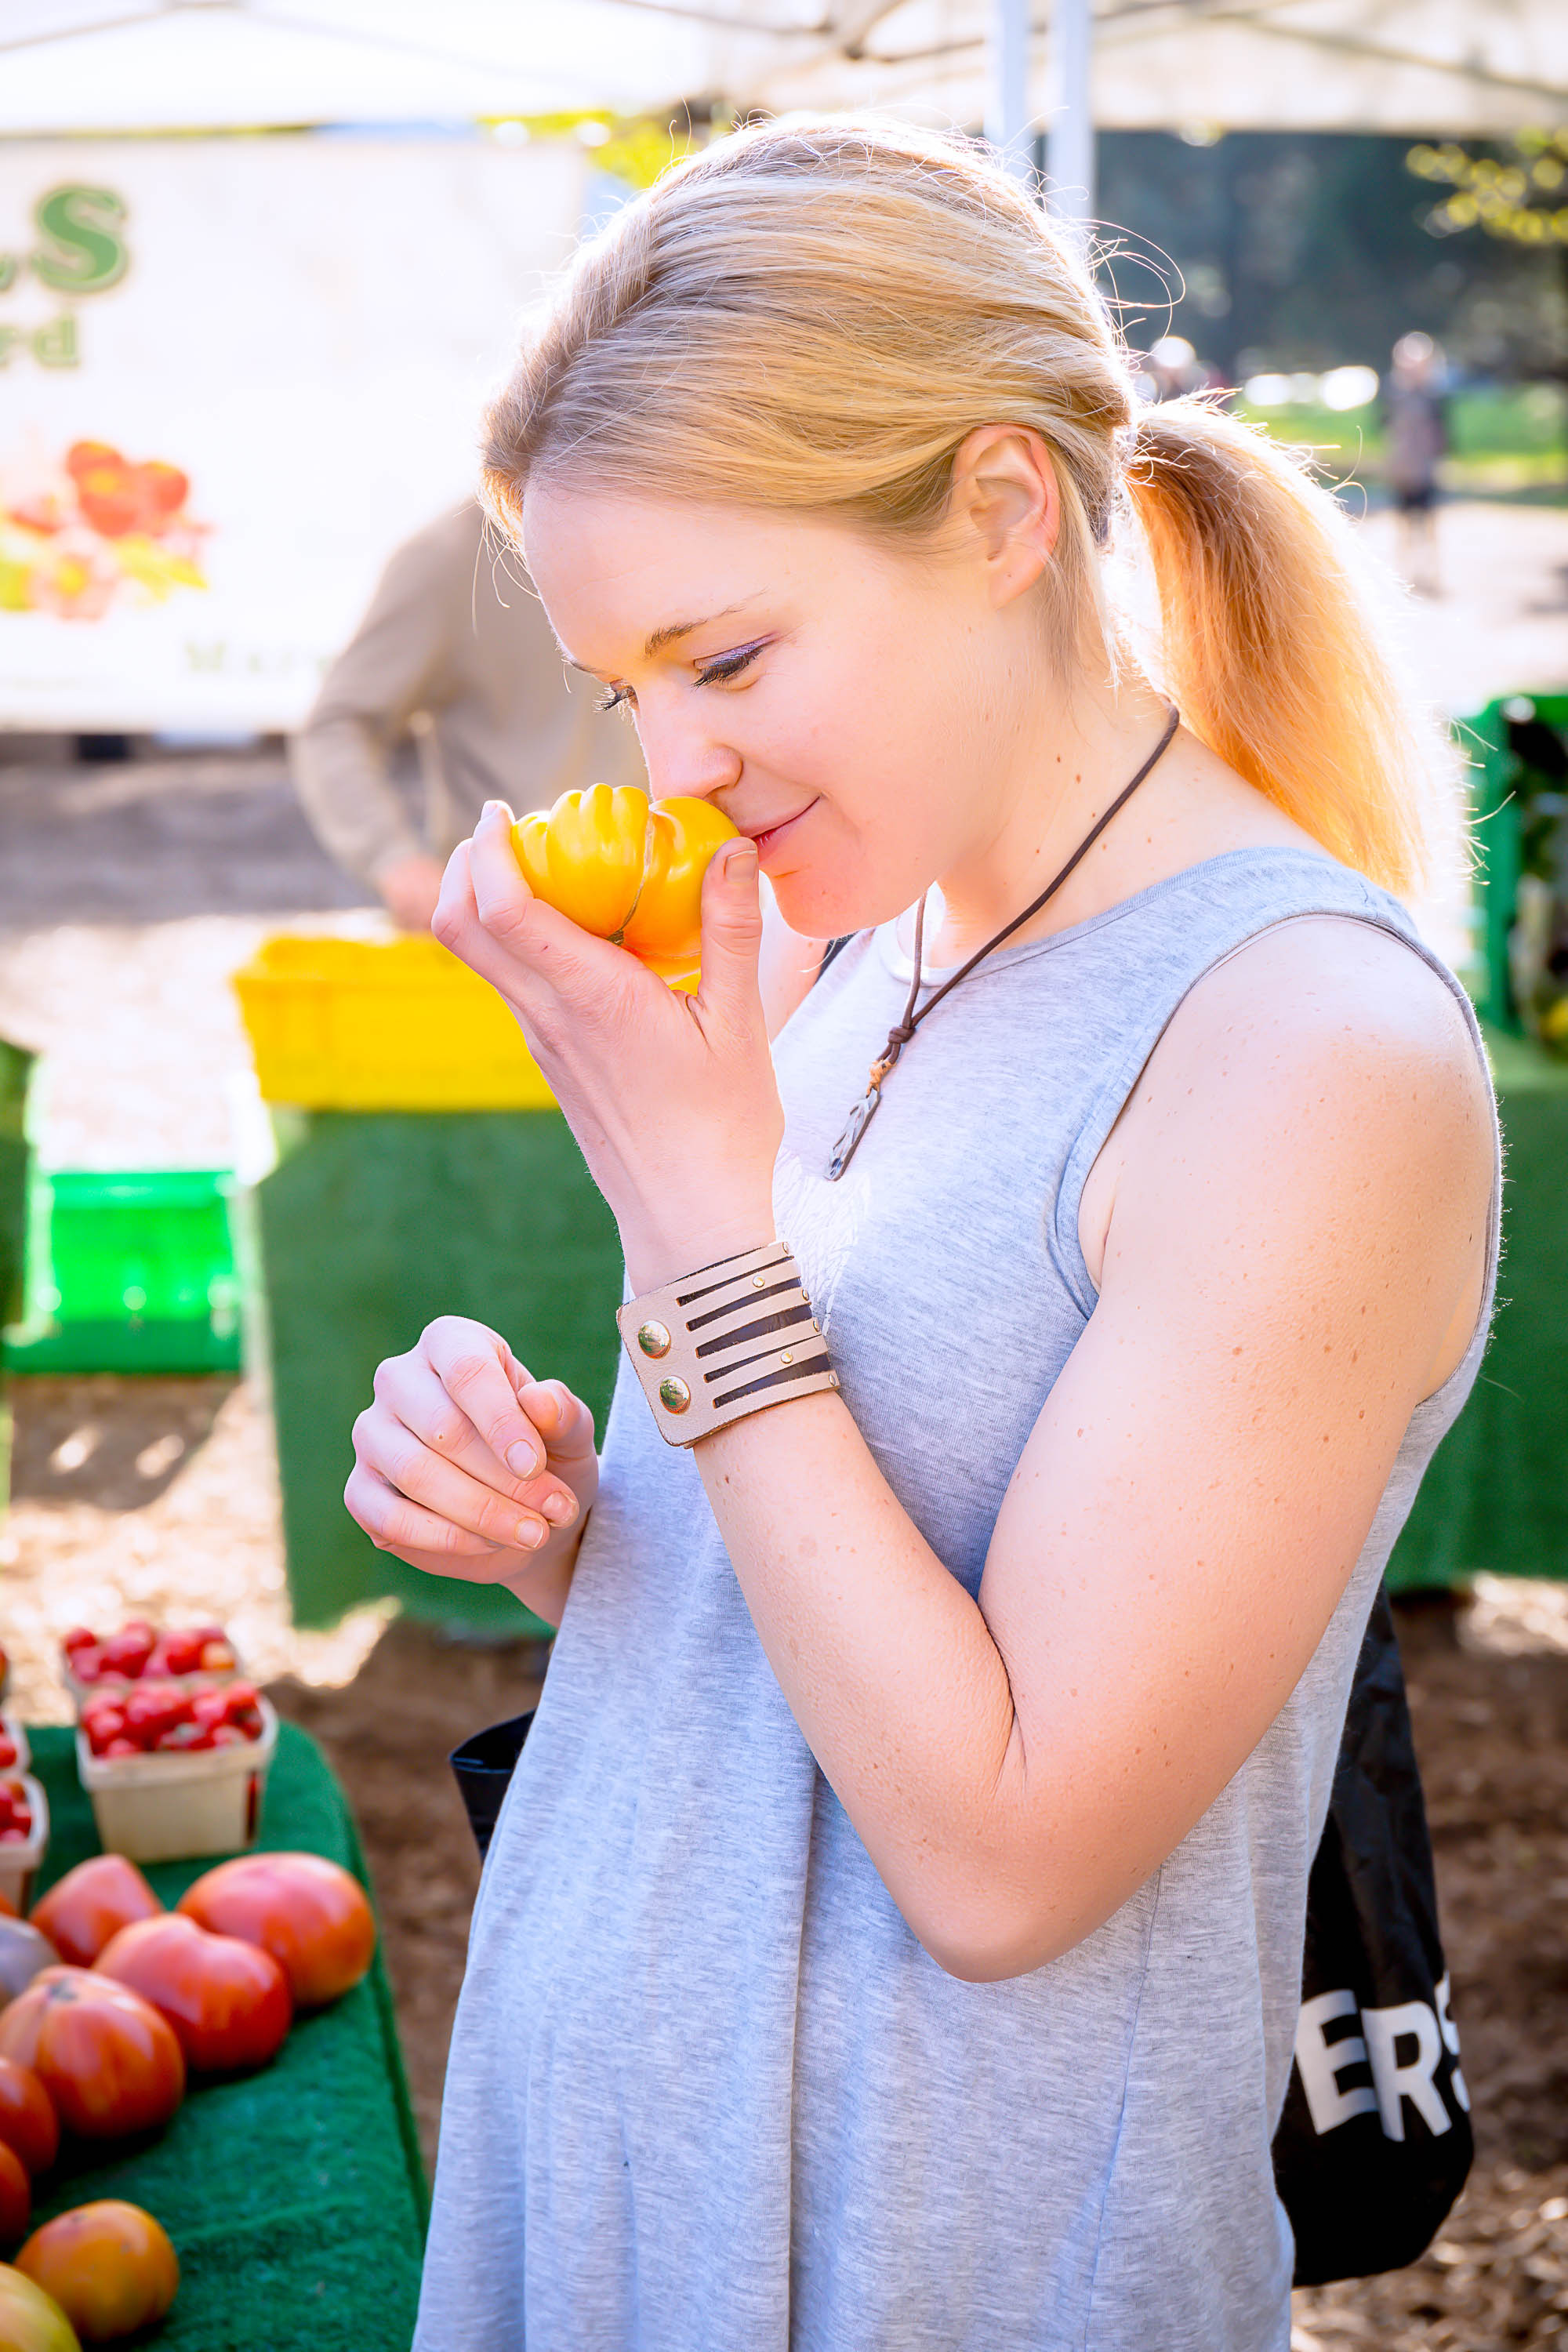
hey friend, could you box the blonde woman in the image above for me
[347,122,1497,2351]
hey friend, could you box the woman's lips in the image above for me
[746,799,819,866]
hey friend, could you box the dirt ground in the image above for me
[5,1374,1568,2348]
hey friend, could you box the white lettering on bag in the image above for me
[1436,1972,1470,2113]
[1294,1989,1380,2134]
[1295,1984,1468,2140]
[1362,2000,1451,2140]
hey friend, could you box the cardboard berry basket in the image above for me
[0,1715,31,1776]
[75,1698,278,1864]
[0,1775,49,1913]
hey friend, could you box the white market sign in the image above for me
[0,134,586,732]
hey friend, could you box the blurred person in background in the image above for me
[1384,332,1449,597]
[1145,334,1203,401]
[292,499,644,930]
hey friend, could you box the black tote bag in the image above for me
[1273,1581,1472,2284]
[450,1590,1470,2285]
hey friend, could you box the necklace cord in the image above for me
[871,703,1181,1080]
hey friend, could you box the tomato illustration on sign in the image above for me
[0,441,205,619]
[64,448,191,543]
[511,786,739,981]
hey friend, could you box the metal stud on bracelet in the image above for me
[616,1241,840,1446]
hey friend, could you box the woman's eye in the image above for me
[695,641,767,688]
[597,683,635,714]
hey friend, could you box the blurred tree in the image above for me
[1405,133,1568,383]
[1408,132,1568,249]
[1096,131,1567,383]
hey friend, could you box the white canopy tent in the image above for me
[0,0,1555,738]
[0,0,1562,140]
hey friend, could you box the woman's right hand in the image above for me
[346,1317,599,1624]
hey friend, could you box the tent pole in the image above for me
[986,0,1031,183]
[1046,0,1095,223]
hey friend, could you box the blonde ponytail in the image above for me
[485,118,1447,895]
[1125,400,1441,891]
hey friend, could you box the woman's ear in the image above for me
[947,425,1061,608]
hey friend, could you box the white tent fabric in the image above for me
[0,0,1562,137]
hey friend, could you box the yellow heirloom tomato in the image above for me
[511,786,738,983]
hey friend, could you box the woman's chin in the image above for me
[771,879,854,942]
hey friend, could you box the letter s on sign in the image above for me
[31,185,129,295]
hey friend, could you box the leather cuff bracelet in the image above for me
[617,1240,839,1446]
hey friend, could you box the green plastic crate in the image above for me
[0,1038,32,1335]
[4,1167,242,1375]
[1463,691,1568,1036]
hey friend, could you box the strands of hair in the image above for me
[483,117,1450,895]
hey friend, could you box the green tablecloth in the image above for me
[22,1724,427,2352]
[1388,1028,1568,1589]
[256,1109,622,1638]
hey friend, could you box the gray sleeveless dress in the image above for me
[416,848,1498,2352]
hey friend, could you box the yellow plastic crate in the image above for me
[232,934,557,1111]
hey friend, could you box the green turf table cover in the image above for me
[256,1108,622,1639]
[22,1723,427,2352]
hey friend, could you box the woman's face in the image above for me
[521,480,1049,938]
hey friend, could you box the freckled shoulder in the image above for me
[1080,913,1492,1294]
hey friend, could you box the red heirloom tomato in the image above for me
[0,2058,60,2177]
[0,2143,30,2244]
[0,1972,183,2141]
[177,1853,375,2009]
[95,1915,290,2075]
[0,2263,80,2351]
[16,2203,176,2344]
[31,1860,161,1970]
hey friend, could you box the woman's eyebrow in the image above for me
[644,601,750,657]
[554,600,757,674]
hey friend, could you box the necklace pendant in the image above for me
[826,1085,881,1181]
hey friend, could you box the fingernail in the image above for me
[727,840,757,885]
[514,1517,546,1549]
[506,1440,541,1478]
[540,1491,575,1525]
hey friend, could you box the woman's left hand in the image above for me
[433,802,783,1290]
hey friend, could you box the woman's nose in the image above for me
[633,701,742,805]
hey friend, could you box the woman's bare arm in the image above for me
[690,924,1492,1979]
